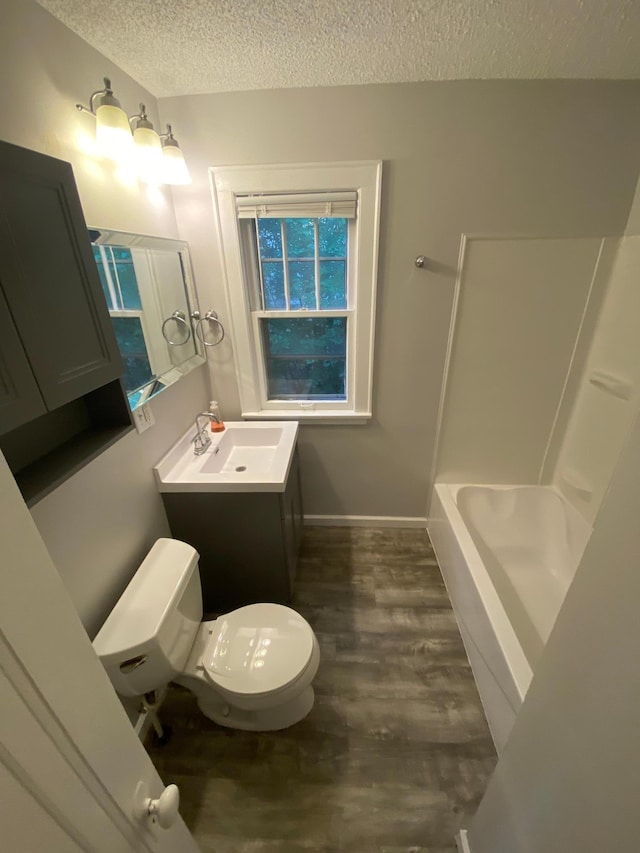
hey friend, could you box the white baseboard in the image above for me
[456,829,472,852]
[303,515,427,528]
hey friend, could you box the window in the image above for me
[211,162,382,421]
[250,215,349,400]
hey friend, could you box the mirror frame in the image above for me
[89,227,206,410]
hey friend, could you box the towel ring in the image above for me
[161,310,192,346]
[193,310,225,347]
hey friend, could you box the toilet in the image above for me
[93,538,320,731]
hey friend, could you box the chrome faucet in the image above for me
[192,412,216,455]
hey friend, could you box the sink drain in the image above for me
[235,465,247,472]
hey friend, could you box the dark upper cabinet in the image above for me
[0,139,123,435]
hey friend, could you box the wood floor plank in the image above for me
[147,526,496,851]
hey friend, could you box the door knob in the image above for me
[134,781,180,829]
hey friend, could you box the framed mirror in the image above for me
[88,228,206,410]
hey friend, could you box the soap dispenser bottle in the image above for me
[209,400,225,432]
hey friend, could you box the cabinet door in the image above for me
[0,284,46,436]
[0,140,122,411]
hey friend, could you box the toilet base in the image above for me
[197,686,315,731]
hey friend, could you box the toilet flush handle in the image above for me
[134,781,180,829]
[119,654,147,674]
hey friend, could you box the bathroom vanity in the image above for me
[154,421,303,611]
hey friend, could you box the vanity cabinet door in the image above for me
[0,140,122,414]
[0,284,47,436]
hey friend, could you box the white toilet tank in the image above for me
[93,538,203,697]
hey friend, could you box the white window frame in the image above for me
[210,161,382,423]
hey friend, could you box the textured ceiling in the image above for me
[38,0,640,97]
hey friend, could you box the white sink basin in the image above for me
[154,421,299,493]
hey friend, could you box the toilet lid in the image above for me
[202,604,314,696]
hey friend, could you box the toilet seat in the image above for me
[202,604,314,697]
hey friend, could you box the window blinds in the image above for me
[236,190,357,219]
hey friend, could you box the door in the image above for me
[0,452,200,853]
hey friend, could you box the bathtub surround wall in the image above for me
[0,0,209,635]
[537,239,617,486]
[466,407,640,851]
[435,229,640,528]
[547,236,640,523]
[159,81,640,520]
[435,237,603,484]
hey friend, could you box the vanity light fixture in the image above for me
[129,103,164,184]
[160,125,192,185]
[76,77,134,162]
[76,79,191,185]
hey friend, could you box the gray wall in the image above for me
[1,0,210,637]
[467,405,640,852]
[160,80,640,519]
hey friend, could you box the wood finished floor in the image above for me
[147,527,496,852]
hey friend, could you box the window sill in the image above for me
[242,411,372,425]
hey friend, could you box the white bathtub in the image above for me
[428,484,591,753]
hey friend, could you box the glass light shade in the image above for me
[95,104,134,161]
[133,126,164,184]
[162,145,192,185]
